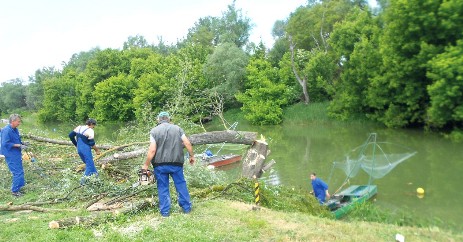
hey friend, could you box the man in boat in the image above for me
[142,111,195,217]
[310,172,330,204]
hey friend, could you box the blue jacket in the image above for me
[312,177,329,203]
[1,124,22,158]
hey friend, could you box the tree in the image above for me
[77,48,129,120]
[38,71,78,122]
[203,43,249,108]
[93,74,136,122]
[0,79,26,113]
[184,1,252,49]
[286,1,359,51]
[328,8,381,120]
[426,40,463,129]
[237,48,289,125]
[123,35,150,50]
[366,0,463,127]
[185,16,221,47]
[218,1,253,48]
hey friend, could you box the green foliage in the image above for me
[93,74,136,122]
[218,1,252,48]
[0,79,27,113]
[123,35,150,50]
[184,164,228,188]
[237,55,289,125]
[77,48,130,120]
[286,1,357,51]
[426,40,463,129]
[184,1,252,49]
[328,9,381,120]
[38,71,78,122]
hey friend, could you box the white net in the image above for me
[332,133,416,181]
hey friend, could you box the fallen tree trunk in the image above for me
[188,130,257,145]
[49,200,151,229]
[24,131,257,161]
[0,204,76,213]
[98,131,258,164]
[22,134,113,150]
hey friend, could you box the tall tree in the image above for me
[203,42,249,108]
[218,1,253,48]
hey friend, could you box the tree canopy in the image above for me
[1,0,462,137]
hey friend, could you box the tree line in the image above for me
[1,0,461,137]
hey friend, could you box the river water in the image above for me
[206,119,463,231]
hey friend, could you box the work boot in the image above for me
[12,192,24,197]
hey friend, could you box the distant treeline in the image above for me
[1,0,461,137]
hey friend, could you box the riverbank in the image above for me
[1,198,461,241]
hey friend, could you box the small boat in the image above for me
[325,133,415,218]
[325,185,377,219]
[201,154,242,168]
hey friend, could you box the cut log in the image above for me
[241,140,269,179]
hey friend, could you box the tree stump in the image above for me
[241,140,269,179]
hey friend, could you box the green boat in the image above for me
[326,133,416,219]
[325,185,377,219]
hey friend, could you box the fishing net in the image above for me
[331,133,416,181]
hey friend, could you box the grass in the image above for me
[1,198,461,241]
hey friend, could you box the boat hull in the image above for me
[203,154,242,168]
[325,185,377,219]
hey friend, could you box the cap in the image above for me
[157,111,170,118]
[86,118,97,125]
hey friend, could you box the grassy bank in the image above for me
[1,197,461,241]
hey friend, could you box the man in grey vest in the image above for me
[142,111,195,217]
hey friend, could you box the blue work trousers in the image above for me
[5,156,25,193]
[154,165,192,216]
[77,141,97,176]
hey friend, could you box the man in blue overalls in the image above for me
[1,114,26,197]
[310,172,330,204]
[69,118,101,185]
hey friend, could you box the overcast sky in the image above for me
[0,0,310,83]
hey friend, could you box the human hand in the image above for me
[20,144,28,150]
[189,156,195,165]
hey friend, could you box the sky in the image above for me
[0,0,309,83]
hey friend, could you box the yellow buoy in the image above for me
[416,187,425,194]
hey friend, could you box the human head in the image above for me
[310,172,316,181]
[86,118,97,127]
[9,114,22,128]
[157,111,170,123]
